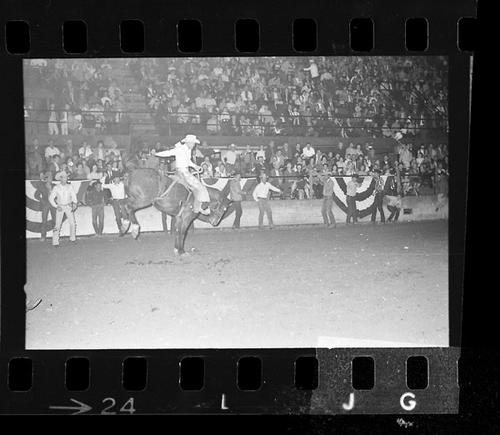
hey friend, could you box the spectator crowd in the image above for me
[129,56,448,138]
[29,136,449,241]
[27,134,449,200]
[24,59,131,137]
[21,57,449,140]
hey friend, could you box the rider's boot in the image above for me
[193,198,210,215]
[199,201,211,215]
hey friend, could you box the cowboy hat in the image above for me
[181,134,200,144]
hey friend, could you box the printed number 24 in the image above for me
[101,397,136,415]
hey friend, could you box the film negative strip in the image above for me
[0,0,475,418]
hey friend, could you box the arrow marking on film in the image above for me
[49,398,92,414]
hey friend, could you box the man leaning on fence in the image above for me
[252,172,281,229]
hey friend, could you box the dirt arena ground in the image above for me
[25,221,448,349]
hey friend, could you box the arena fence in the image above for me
[25,175,447,239]
[25,108,448,138]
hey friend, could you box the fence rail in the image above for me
[25,172,442,198]
[25,107,449,122]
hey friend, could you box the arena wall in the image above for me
[26,133,415,154]
[26,195,448,239]
[131,135,399,151]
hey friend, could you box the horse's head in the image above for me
[204,187,234,226]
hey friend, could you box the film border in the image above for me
[0,0,475,418]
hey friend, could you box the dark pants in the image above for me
[91,205,104,235]
[321,197,336,226]
[313,183,323,199]
[387,205,400,222]
[40,203,56,239]
[371,192,385,223]
[111,199,127,231]
[346,196,358,224]
[232,201,242,228]
[258,198,274,228]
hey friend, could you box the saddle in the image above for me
[157,174,190,200]
[156,172,228,226]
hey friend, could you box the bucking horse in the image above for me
[121,168,233,256]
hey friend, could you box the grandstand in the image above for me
[24,56,448,146]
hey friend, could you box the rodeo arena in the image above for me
[23,57,449,349]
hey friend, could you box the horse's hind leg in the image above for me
[123,202,141,239]
[129,209,141,239]
[174,205,196,256]
[121,202,133,234]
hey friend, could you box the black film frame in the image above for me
[0,0,481,425]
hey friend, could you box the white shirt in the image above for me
[252,182,281,201]
[49,183,77,207]
[304,63,319,78]
[102,181,126,199]
[45,146,60,158]
[156,142,196,170]
[79,146,93,158]
[302,146,315,158]
[256,149,266,160]
[241,90,253,102]
[224,150,237,165]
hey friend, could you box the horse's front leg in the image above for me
[170,215,176,235]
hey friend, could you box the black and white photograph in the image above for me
[23,56,450,349]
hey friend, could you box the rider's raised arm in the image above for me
[155,148,176,158]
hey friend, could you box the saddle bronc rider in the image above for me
[155,134,211,215]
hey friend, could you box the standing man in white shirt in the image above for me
[252,173,282,229]
[155,134,211,215]
[49,171,77,247]
[303,59,320,88]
